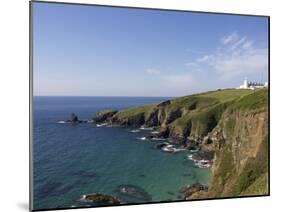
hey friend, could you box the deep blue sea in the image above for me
[33,96,210,210]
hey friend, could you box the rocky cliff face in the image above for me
[210,112,268,196]
[189,89,269,198]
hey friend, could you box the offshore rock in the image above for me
[80,193,120,205]
[114,184,152,202]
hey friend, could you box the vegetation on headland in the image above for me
[93,88,269,198]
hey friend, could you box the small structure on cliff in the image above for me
[237,78,268,90]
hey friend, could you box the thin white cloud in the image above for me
[146,68,161,75]
[187,33,268,80]
[230,36,247,51]
[196,55,214,64]
[242,41,253,50]
[221,32,239,45]
[214,48,267,80]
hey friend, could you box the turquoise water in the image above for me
[33,97,210,210]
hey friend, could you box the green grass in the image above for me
[115,104,155,119]
[233,88,268,112]
[199,89,254,102]
[241,173,268,195]
[170,96,219,111]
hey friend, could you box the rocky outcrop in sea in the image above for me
[80,193,121,205]
[114,184,152,202]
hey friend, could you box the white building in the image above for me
[237,79,268,90]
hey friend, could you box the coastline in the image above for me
[91,88,268,200]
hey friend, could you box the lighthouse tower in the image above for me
[243,78,248,89]
[237,77,267,90]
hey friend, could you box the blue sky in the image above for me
[33,2,268,97]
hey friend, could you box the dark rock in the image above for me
[157,100,171,107]
[80,193,120,205]
[93,110,118,123]
[118,113,145,126]
[158,127,170,138]
[168,130,186,144]
[114,184,151,201]
[144,135,154,140]
[138,133,168,142]
[192,150,214,161]
[71,113,79,123]
[187,145,198,151]
[166,109,183,124]
[60,113,88,124]
[145,108,159,127]
[179,183,208,198]
[203,137,213,145]
[185,140,198,150]
[154,142,168,149]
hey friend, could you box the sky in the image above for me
[33,2,269,97]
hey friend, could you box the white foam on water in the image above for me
[137,137,147,140]
[130,129,140,133]
[139,125,153,130]
[96,123,108,127]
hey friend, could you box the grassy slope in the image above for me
[198,89,253,102]
[233,88,268,112]
[115,105,155,119]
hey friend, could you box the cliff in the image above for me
[94,89,254,142]
[190,88,269,198]
[93,88,269,197]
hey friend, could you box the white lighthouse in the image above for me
[242,78,248,89]
[237,78,268,90]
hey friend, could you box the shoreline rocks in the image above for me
[188,150,214,168]
[80,193,121,205]
[179,183,208,199]
[114,185,152,202]
[192,150,214,161]
[154,142,190,153]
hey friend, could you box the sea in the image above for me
[32,96,210,210]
